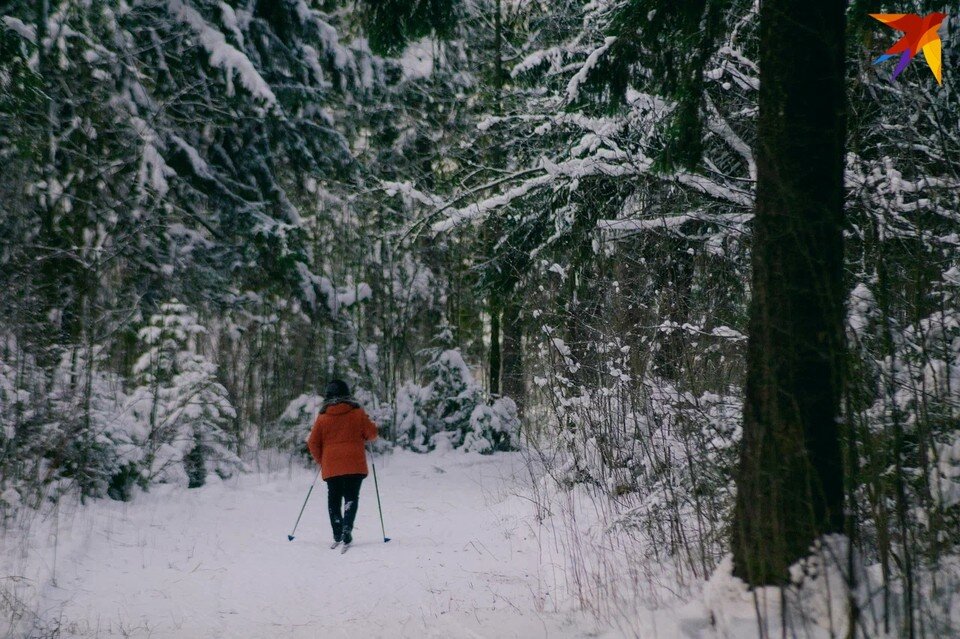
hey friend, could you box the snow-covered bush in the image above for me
[392,381,432,452]
[0,337,139,506]
[705,536,861,639]
[54,351,134,501]
[391,349,520,453]
[425,349,481,444]
[123,300,242,492]
[466,397,521,454]
[0,347,33,515]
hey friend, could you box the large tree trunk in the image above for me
[731,0,847,585]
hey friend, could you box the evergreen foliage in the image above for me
[125,300,241,489]
[361,0,458,55]
[392,347,520,453]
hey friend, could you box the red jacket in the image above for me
[307,403,378,480]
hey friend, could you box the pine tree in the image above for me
[588,0,734,170]
[361,0,458,55]
[127,300,241,489]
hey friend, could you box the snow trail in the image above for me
[1,452,608,638]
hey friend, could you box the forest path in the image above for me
[2,451,610,638]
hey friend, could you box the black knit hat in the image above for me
[324,379,350,400]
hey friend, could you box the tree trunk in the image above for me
[731,0,847,585]
[501,290,524,414]
[489,298,501,396]
[487,0,505,398]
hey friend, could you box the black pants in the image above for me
[326,474,364,541]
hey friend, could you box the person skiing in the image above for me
[306,379,378,549]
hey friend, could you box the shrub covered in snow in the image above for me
[390,349,520,453]
[121,300,242,494]
[0,306,245,509]
[264,351,521,459]
[0,337,137,507]
[392,381,432,452]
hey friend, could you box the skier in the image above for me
[306,379,379,549]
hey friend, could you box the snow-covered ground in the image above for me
[1,451,618,638]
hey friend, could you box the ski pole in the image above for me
[288,469,321,541]
[372,462,391,542]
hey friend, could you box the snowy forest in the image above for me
[1,0,959,637]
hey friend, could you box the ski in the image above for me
[329,541,341,550]
[340,543,352,554]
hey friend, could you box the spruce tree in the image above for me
[127,300,240,488]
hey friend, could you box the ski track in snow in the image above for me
[1,452,613,638]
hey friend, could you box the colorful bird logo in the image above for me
[871,12,947,84]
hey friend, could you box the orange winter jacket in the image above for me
[307,403,378,480]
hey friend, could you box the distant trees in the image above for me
[0,0,384,501]
[0,0,517,510]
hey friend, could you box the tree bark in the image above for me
[487,0,505,398]
[489,298,501,396]
[731,0,847,585]
[501,290,524,414]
